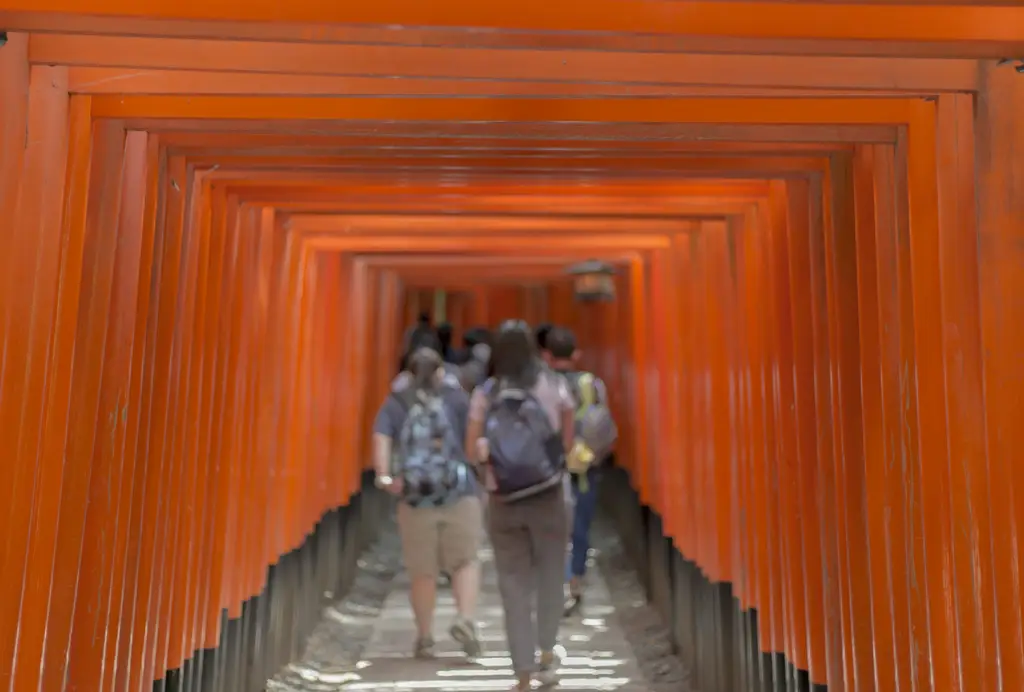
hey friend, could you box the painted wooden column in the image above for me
[468,286,489,327]
[975,60,1024,692]
[1,69,76,690]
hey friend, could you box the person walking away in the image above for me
[460,326,492,361]
[437,321,459,363]
[372,347,484,660]
[393,327,462,391]
[399,311,434,357]
[465,320,576,691]
[545,327,618,617]
[391,327,471,591]
[456,327,491,385]
[395,323,437,382]
[457,341,491,392]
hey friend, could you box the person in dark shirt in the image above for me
[436,321,458,363]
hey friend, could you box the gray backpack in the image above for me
[483,378,565,501]
[563,370,618,464]
[394,389,463,505]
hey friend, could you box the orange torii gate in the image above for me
[0,6,1022,691]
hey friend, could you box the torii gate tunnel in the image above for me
[0,3,1023,692]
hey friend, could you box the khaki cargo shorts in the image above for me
[396,495,484,578]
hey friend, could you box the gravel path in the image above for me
[265,506,695,691]
[589,513,696,692]
[265,514,404,691]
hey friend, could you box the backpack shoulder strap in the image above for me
[556,369,584,408]
[482,377,503,402]
[393,387,419,413]
[485,379,514,414]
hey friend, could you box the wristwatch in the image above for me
[375,474,394,489]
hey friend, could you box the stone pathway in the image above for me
[268,510,688,691]
[348,540,648,691]
[588,516,693,692]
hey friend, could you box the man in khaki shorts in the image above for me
[373,344,484,659]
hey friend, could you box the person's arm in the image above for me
[372,434,392,479]
[465,387,487,464]
[556,378,576,452]
[561,407,575,453]
[371,396,405,494]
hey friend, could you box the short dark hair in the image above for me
[535,322,553,351]
[463,326,491,349]
[448,347,472,366]
[407,326,443,357]
[546,326,577,360]
[399,326,443,372]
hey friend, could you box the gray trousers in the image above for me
[487,475,573,674]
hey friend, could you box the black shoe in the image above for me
[563,594,582,618]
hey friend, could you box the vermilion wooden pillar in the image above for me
[975,61,1024,692]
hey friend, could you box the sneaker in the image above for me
[536,650,561,687]
[414,636,436,659]
[449,618,483,657]
[563,593,582,618]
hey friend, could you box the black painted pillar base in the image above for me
[600,466,826,692]
[154,471,386,692]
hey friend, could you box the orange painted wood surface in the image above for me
[0,10,1022,692]
[2,2,1023,57]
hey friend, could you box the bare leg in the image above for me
[397,503,443,658]
[409,576,438,639]
[442,497,485,656]
[451,560,481,619]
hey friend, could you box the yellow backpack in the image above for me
[566,372,617,492]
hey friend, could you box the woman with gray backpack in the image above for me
[372,346,484,661]
[464,320,576,691]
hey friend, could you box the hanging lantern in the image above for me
[566,259,617,302]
